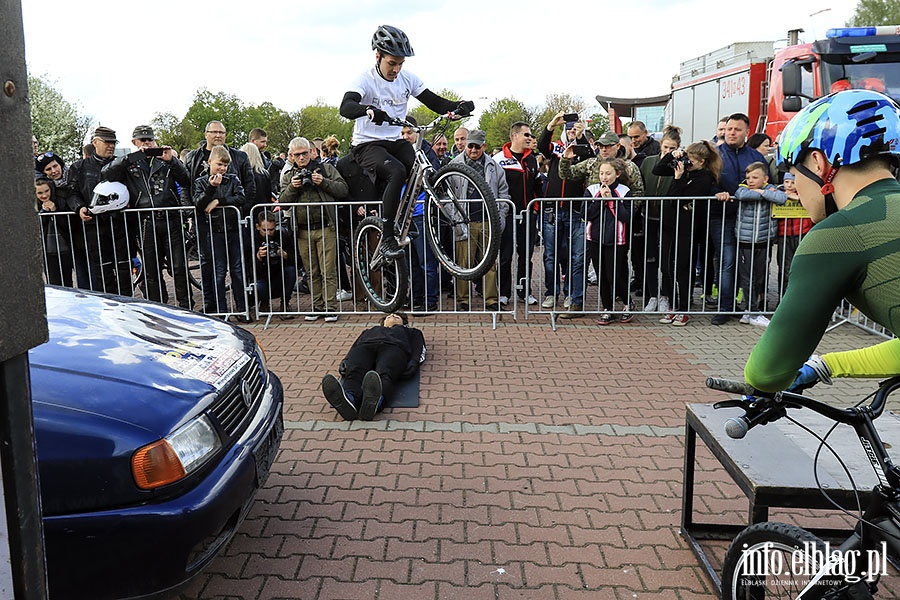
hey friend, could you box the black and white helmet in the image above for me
[371,25,414,57]
[89,181,129,214]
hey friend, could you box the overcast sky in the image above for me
[21,0,854,145]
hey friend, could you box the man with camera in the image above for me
[103,125,193,308]
[252,210,297,317]
[280,137,349,322]
[537,112,591,316]
[67,126,133,296]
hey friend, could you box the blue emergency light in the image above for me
[827,26,900,39]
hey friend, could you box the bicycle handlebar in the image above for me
[385,110,468,131]
[706,376,900,439]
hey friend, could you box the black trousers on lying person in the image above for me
[340,342,407,404]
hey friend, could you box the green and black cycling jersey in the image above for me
[745,177,900,392]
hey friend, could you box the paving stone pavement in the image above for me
[176,311,897,600]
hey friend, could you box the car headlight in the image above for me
[255,340,268,378]
[132,415,222,490]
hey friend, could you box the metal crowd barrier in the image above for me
[38,200,516,328]
[524,196,816,330]
[35,198,895,339]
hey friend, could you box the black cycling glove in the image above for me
[367,106,390,125]
[456,100,475,116]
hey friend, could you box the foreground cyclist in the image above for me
[744,90,900,393]
[339,24,474,259]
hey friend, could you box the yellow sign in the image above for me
[772,200,810,219]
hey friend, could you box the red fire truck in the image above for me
[612,26,900,144]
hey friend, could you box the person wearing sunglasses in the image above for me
[494,121,543,307]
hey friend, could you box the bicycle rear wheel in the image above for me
[722,522,851,600]
[353,216,408,313]
[424,163,500,281]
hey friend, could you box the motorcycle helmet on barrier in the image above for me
[371,25,414,57]
[89,181,129,214]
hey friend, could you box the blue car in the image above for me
[31,287,284,599]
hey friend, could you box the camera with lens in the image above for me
[265,240,281,259]
[673,155,693,169]
[295,168,315,188]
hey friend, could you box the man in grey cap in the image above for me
[103,125,193,308]
[449,129,509,311]
[67,125,133,295]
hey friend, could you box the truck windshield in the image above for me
[821,54,900,99]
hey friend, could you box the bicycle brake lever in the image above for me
[713,399,753,410]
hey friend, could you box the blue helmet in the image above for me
[777,89,900,172]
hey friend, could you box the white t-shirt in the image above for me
[349,67,426,146]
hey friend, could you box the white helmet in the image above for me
[89,181,129,214]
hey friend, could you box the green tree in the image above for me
[477,97,533,152]
[182,89,249,147]
[29,74,92,163]
[585,112,611,140]
[151,111,196,152]
[533,93,588,134]
[847,0,900,25]
[296,100,353,146]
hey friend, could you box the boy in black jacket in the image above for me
[322,312,426,421]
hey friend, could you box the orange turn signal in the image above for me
[132,439,186,490]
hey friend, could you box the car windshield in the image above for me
[821,53,900,100]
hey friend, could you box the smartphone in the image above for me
[571,144,593,159]
[563,113,579,123]
[144,147,165,157]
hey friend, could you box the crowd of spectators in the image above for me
[32,109,808,327]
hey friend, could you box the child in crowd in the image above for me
[584,158,633,325]
[193,145,248,316]
[36,176,73,287]
[734,161,787,327]
[774,172,813,300]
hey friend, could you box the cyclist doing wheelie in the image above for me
[743,89,900,394]
[339,24,475,260]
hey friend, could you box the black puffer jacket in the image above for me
[181,143,256,209]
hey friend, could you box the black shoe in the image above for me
[381,234,404,260]
[359,371,383,421]
[486,303,500,312]
[711,314,732,326]
[322,374,357,420]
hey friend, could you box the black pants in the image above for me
[351,140,415,228]
[140,215,191,308]
[341,342,407,406]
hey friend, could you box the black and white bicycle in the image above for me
[708,376,900,599]
[353,111,500,312]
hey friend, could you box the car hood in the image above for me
[31,287,256,438]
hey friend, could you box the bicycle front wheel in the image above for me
[722,522,850,600]
[353,216,408,313]
[424,163,500,281]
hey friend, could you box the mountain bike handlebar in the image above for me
[705,376,900,439]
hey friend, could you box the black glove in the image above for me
[366,106,389,125]
[456,100,475,116]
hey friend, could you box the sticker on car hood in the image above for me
[157,345,250,390]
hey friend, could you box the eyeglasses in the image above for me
[520,132,535,138]
[467,143,483,149]
[36,152,56,161]
[206,130,226,135]
[136,138,154,143]
[290,150,310,158]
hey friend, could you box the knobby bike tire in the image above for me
[424,162,501,281]
[353,215,408,313]
[722,521,855,600]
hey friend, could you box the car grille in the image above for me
[208,356,265,438]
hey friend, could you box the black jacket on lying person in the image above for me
[338,324,426,403]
